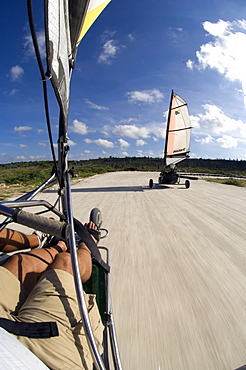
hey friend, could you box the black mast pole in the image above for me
[164,90,173,168]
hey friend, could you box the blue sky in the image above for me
[1,0,246,164]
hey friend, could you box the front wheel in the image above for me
[185,180,190,189]
[149,179,153,188]
[89,208,102,228]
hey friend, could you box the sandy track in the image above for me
[3,171,246,369]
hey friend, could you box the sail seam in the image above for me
[169,127,192,132]
[171,103,187,110]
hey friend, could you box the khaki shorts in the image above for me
[0,266,104,370]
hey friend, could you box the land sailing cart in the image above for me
[149,90,194,189]
[0,1,122,369]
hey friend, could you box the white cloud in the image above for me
[101,125,111,137]
[9,89,18,96]
[24,31,46,58]
[29,155,47,160]
[19,144,27,148]
[216,135,238,148]
[101,30,116,41]
[240,124,246,137]
[10,65,24,81]
[16,156,26,160]
[238,20,246,30]
[84,150,91,154]
[137,149,153,157]
[119,117,138,123]
[146,122,166,138]
[126,89,164,103]
[197,104,244,134]
[84,138,114,148]
[103,121,166,141]
[98,40,120,64]
[128,34,135,42]
[186,59,194,70]
[136,139,147,146]
[168,27,184,43]
[190,115,201,129]
[195,135,214,145]
[147,150,154,156]
[70,120,88,135]
[84,99,109,111]
[112,124,150,139]
[192,103,246,151]
[121,151,129,156]
[118,138,130,148]
[188,19,246,106]
[203,19,230,36]
[38,142,47,147]
[14,126,32,133]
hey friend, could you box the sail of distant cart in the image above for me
[149,90,192,189]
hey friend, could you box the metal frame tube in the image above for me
[98,247,122,369]
[64,172,106,370]
[0,174,57,230]
[0,200,64,219]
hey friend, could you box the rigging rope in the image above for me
[26,0,61,189]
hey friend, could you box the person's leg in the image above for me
[16,222,103,370]
[47,221,97,283]
[0,228,40,252]
[3,241,67,293]
[47,242,92,282]
[2,220,97,294]
[2,220,97,292]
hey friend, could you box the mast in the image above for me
[164,90,174,168]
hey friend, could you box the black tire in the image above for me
[149,179,153,188]
[185,180,190,189]
[89,208,102,228]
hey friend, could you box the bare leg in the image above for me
[47,243,92,282]
[3,241,67,293]
[47,221,97,282]
[3,239,91,292]
[2,221,98,292]
[0,228,40,252]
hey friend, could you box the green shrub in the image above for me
[0,167,52,186]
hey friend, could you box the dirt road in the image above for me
[6,171,246,369]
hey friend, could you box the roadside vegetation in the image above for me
[0,157,245,200]
[204,178,246,187]
[0,163,53,201]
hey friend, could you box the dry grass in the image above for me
[0,184,36,201]
[204,178,246,187]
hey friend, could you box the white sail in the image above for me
[45,0,112,132]
[164,91,191,167]
[45,0,72,129]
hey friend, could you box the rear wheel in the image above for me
[90,208,102,228]
[185,180,190,189]
[149,179,153,188]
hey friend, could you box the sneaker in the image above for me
[32,230,49,248]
